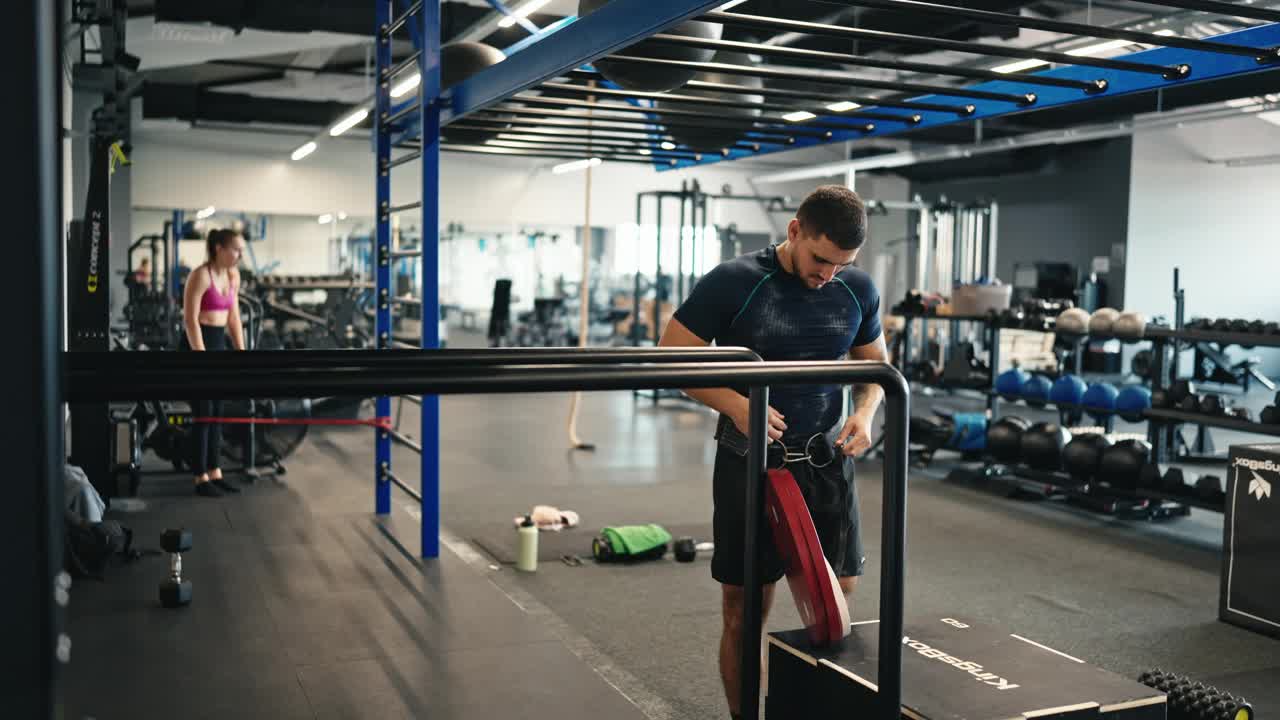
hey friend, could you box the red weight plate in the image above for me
[766,468,842,646]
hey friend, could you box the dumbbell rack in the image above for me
[1143,326,1280,466]
[895,311,1001,415]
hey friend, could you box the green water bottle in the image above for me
[516,515,538,572]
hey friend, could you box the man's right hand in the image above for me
[730,399,787,443]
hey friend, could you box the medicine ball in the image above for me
[1021,423,1073,471]
[1050,375,1087,408]
[1022,375,1053,407]
[439,42,509,145]
[1082,382,1119,415]
[986,416,1031,464]
[1062,433,1112,480]
[1089,308,1120,336]
[1112,311,1147,341]
[1055,307,1090,336]
[656,50,763,151]
[996,368,1030,398]
[1116,385,1153,422]
[1098,439,1150,491]
[579,0,723,92]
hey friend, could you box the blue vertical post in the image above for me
[373,0,393,516]
[419,0,442,559]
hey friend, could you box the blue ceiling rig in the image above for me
[385,0,1280,170]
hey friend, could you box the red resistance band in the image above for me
[189,416,393,429]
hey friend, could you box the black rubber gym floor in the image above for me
[65,339,1280,719]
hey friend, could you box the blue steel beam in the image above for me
[418,0,442,560]
[374,0,394,517]
[663,21,1280,170]
[443,0,727,120]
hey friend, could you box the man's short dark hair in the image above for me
[796,185,867,251]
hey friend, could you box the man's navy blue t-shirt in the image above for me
[673,245,882,441]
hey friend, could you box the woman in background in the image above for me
[181,229,246,497]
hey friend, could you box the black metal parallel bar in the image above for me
[706,10,1188,78]
[387,201,422,214]
[385,101,420,127]
[443,144,677,165]
[390,249,422,258]
[385,150,422,169]
[1123,0,1280,24]
[506,95,918,127]
[385,0,424,37]
[829,0,1280,61]
[599,56,1039,104]
[564,72,977,115]
[479,106,831,139]
[450,120,771,150]
[63,356,910,720]
[649,33,1112,90]
[740,386,769,720]
[472,114,805,143]
[486,136,714,159]
[387,427,422,453]
[384,469,422,502]
[382,49,422,81]
[1145,408,1280,438]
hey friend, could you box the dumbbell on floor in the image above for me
[159,529,192,608]
[673,536,714,562]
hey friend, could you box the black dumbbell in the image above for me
[1211,318,1233,333]
[1196,475,1225,504]
[1180,394,1201,412]
[1248,320,1266,334]
[1229,319,1251,334]
[1151,389,1171,409]
[1162,467,1187,494]
[673,536,714,562]
[1199,393,1224,415]
[1187,318,1210,331]
[1260,406,1279,425]
[1170,380,1197,405]
[1266,322,1280,336]
[159,529,192,608]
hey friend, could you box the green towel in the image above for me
[602,524,672,556]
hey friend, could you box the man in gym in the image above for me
[658,185,887,719]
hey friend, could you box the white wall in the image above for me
[129,126,845,237]
[1126,114,1280,375]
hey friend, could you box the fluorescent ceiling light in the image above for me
[195,206,215,220]
[318,214,334,224]
[783,111,816,122]
[718,0,749,9]
[338,212,348,220]
[552,157,602,174]
[329,108,369,136]
[660,141,676,150]
[992,58,1049,74]
[1153,29,1178,37]
[291,141,317,161]
[826,101,861,113]
[391,73,421,98]
[1067,39,1134,56]
[638,148,652,155]
[498,0,550,28]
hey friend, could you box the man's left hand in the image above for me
[834,413,874,457]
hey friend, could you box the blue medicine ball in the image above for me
[996,369,1030,398]
[1050,375,1087,407]
[1022,376,1053,407]
[1116,385,1153,422]
[1082,382,1120,416]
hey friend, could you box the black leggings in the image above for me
[181,324,227,475]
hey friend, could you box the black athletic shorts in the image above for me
[711,416,865,586]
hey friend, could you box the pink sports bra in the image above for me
[198,265,235,313]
